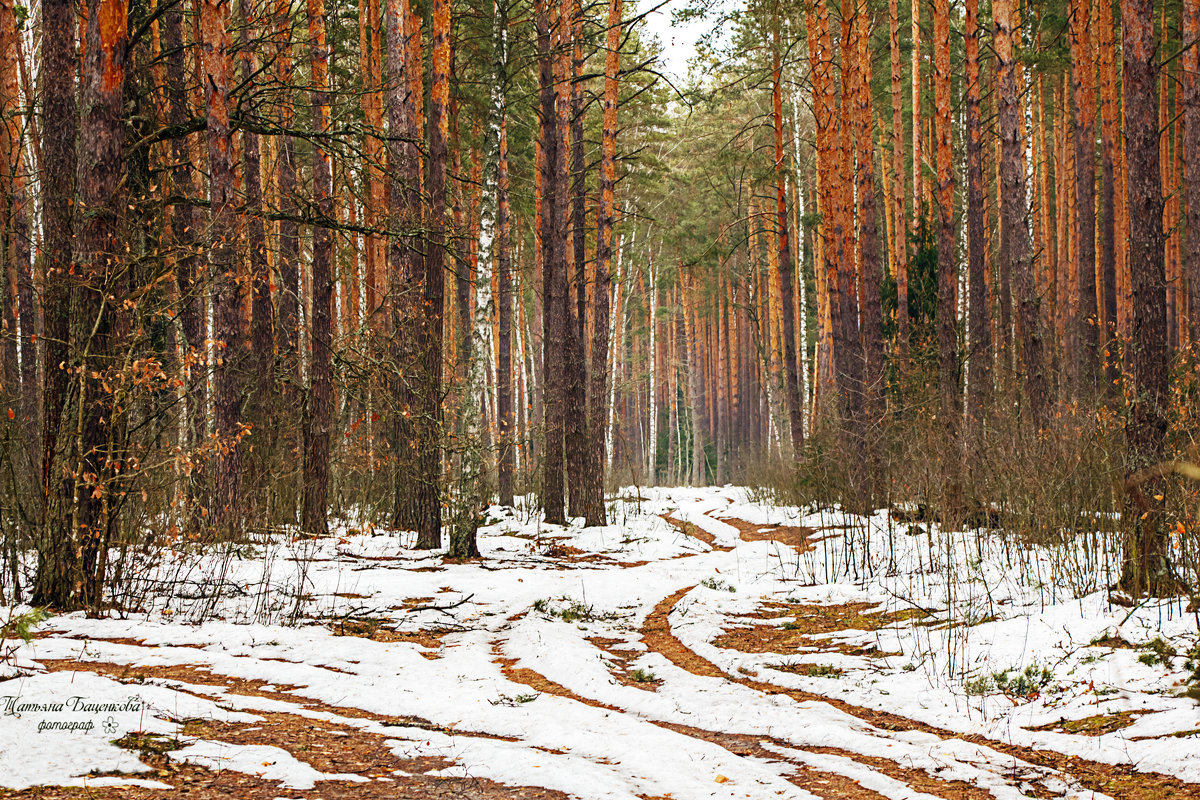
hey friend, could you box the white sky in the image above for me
[638,0,714,83]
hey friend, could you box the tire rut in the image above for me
[6,657,563,800]
[491,625,976,799]
[643,583,1200,800]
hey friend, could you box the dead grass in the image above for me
[713,601,923,656]
[1029,711,1148,736]
[771,662,845,679]
[1090,633,1137,649]
[659,515,732,551]
[325,618,454,655]
[586,636,661,690]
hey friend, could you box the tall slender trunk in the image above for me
[995,0,1048,423]
[14,171,33,461]
[933,0,957,428]
[302,0,333,537]
[1070,0,1099,394]
[0,1,29,463]
[452,114,470,400]
[852,0,885,420]
[538,0,566,524]
[911,0,921,226]
[451,0,509,556]
[74,0,129,607]
[564,0,588,517]
[889,0,909,360]
[1120,0,1171,595]
[652,244,662,482]
[237,0,275,523]
[360,0,387,326]
[200,0,245,528]
[274,3,301,378]
[965,0,990,434]
[772,23,804,457]
[807,0,858,429]
[414,0,450,545]
[584,0,622,525]
[162,5,209,525]
[497,112,515,505]
[684,274,707,485]
[1184,0,1200,346]
[32,0,77,607]
[239,0,275,414]
[1057,77,1072,367]
[995,73,1014,355]
[835,0,864,428]
[386,0,425,531]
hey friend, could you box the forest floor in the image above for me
[3,487,1200,799]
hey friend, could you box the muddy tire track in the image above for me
[643,582,1200,800]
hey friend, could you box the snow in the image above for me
[0,668,256,789]
[2,485,1198,797]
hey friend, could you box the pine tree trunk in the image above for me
[412,0,451,546]
[161,6,211,530]
[933,0,957,428]
[497,112,515,505]
[238,0,275,516]
[889,0,910,361]
[995,0,1048,423]
[584,0,622,525]
[1120,0,1171,595]
[301,0,333,537]
[911,0,921,226]
[200,0,245,530]
[965,0,990,434]
[564,0,588,518]
[451,0,508,556]
[684,275,707,486]
[538,0,567,524]
[74,0,129,607]
[834,0,865,428]
[1184,0,1200,346]
[491,15,515,508]
[32,0,77,607]
[1096,0,1120,360]
[1056,81,1071,362]
[852,0,885,422]
[274,3,301,382]
[1070,0,1099,394]
[359,0,381,324]
[809,0,843,428]
[386,0,425,532]
[0,2,30,468]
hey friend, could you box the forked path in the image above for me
[3,490,1198,799]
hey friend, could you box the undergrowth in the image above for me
[531,597,621,624]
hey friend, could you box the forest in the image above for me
[3,0,1200,795]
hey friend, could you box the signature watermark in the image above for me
[1,694,147,735]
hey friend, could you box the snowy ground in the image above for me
[3,486,1200,799]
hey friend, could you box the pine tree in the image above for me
[965,0,990,433]
[31,0,77,608]
[1120,0,1171,594]
[995,0,1047,423]
[302,0,334,537]
[199,0,245,528]
[584,0,623,526]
